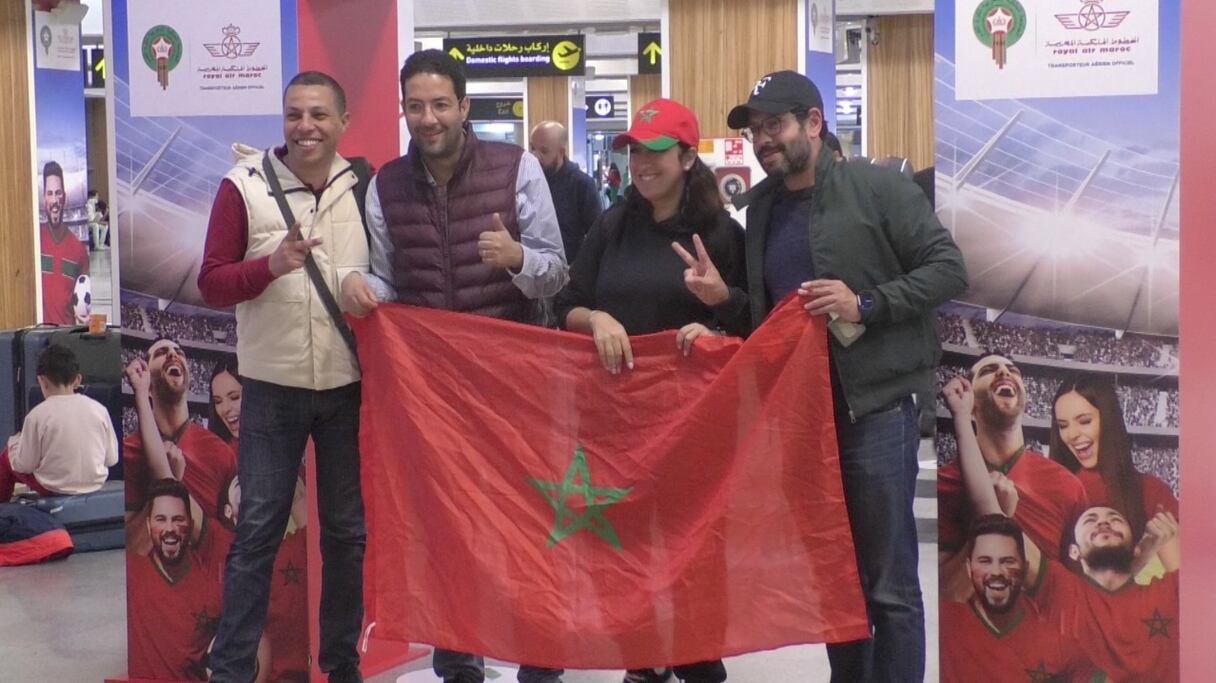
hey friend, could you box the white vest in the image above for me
[224,144,368,390]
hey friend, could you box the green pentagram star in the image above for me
[528,445,631,551]
[638,108,660,124]
[1143,608,1173,639]
[1024,661,1056,683]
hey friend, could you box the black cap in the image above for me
[727,70,825,130]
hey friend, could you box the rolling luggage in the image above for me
[17,481,125,552]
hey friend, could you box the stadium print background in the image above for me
[935,1,1180,681]
[111,1,314,680]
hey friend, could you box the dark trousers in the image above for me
[209,379,367,681]
[825,396,926,683]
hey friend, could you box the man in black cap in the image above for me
[694,70,967,682]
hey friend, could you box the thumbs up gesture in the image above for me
[269,221,323,277]
[478,213,524,270]
[672,234,729,306]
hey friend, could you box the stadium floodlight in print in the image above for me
[935,56,1177,337]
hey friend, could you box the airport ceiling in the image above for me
[415,0,660,32]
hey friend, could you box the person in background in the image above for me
[529,120,602,264]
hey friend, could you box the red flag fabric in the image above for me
[350,298,869,670]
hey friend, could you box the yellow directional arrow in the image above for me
[95,57,105,79]
[642,41,661,65]
[448,46,465,61]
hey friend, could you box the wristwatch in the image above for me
[856,290,875,322]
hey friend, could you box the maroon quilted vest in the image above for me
[376,128,530,322]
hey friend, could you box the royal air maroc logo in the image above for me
[1056,0,1130,31]
[972,0,1026,70]
[141,24,183,91]
[203,25,260,60]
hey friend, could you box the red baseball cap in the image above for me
[613,98,700,151]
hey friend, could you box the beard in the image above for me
[759,134,811,178]
[975,579,1022,614]
[1084,544,1134,573]
[151,369,187,406]
[154,532,186,566]
[975,392,1023,431]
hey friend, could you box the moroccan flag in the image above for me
[350,298,868,670]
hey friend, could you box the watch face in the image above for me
[859,292,874,310]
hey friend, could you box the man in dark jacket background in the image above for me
[529,120,601,264]
[716,70,966,682]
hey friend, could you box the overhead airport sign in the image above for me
[444,35,585,78]
[638,32,662,75]
[586,95,616,119]
[468,97,524,121]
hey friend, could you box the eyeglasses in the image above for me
[740,115,789,142]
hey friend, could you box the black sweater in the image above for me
[554,203,749,337]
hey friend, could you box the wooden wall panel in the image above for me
[865,14,935,171]
[669,0,797,140]
[628,74,661,114]
[0,2,36,328]
[525,76,569,139]
[86,98,108,203]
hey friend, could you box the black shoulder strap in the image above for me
[349,156,372,247]
[261,152,359,359]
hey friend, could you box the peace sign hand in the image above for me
[672,234,729,307]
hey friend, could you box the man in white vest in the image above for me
[198,71,368,683]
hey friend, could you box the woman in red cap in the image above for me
[554,98,744,683]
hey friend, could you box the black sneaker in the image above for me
[623,669,673,683]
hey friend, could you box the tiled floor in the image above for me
[0,454,940,683]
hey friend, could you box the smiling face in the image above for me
[148,339,188,403]
[1055,390,1101,469]
[147,495,191,566]
[282,84,349,175]
[970,354,1026,428]
[968,533,1025,614]
[210,370,241,440]
[628,144,693,211]
[403,72,469,165]
[43,173,65,227]
[747,109,818,179]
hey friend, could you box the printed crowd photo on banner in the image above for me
[111,1,311,680]
[936,1,1179,681]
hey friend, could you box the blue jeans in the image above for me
[209,378,367,681]
[432,649,563,682]
[825,396,925,683]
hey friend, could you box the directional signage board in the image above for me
[468,98,524,121]
[638,32,662,75]
[82,44,105,89]
[444,35,585,78]
[586,95,615,119]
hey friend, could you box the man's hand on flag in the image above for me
[588,310,633,374]
[340,271,379,318]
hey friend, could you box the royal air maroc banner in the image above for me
[351,299,869,670]
[936,0,1180,680]
[955,0,1158,100]
[112,1,306,680]
[126,0,284,117]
